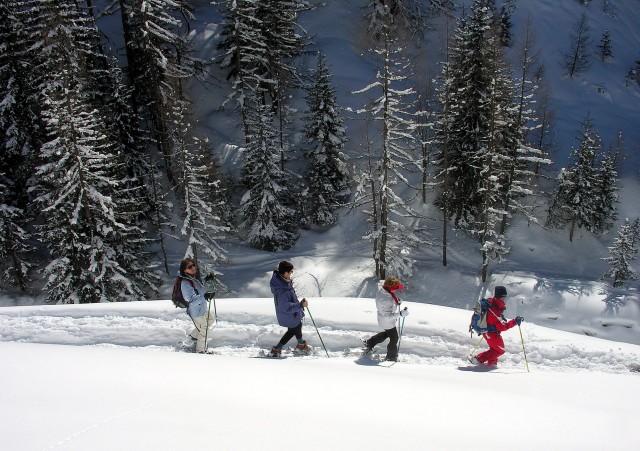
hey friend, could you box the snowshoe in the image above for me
[294,341,312,355]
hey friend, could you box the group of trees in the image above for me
[0,0,635,303]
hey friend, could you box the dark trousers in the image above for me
[366,326,399,360]
[277,322,303,347]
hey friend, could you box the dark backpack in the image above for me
[468,298,497,336]
[171,277,196,308]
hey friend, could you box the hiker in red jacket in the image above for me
[469,286,523,366]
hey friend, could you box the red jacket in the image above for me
[486,296,517,334]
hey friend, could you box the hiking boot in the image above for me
[295,341,311,354]
[269,347,282,357]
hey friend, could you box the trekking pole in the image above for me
[518,324,530,373]
[204,298,213,353]
[397,315,406,355]
[470,335,484,355]
[305,306,329,358]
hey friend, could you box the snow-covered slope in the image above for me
[1,298,638,450]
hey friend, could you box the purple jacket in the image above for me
[270,271,304,328]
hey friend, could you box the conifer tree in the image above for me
[597,29,613,61]
[120,0,200,185]
[30,0,158,303]
[303,53,350,227]
[0,178,33,291]
[172,101,230,274]
[353,24,423,278]
[217,0,267,143]
[602,219,638,288]
[563,13,592,78]
[547,115,600,241]
[239,97,298,251]
[592,151,619,234]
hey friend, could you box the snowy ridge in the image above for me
[2,298,638,374]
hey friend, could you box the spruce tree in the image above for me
[239,97,298,251]
[597,29,613,61]
[0,178,33,291]
[303,53,350,227]
[602,219,638,288]
[592,151,618,234]
[547,115,600,241]
[172,101,230,274]
[31,0,158,303]
[217,0,267,143]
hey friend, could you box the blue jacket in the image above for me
[270,271,304,328]
[180,273,207,318]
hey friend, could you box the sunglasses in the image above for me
[186,264,196,270]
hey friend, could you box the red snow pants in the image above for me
[476,332,505,366]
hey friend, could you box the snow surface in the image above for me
[2,1,639,449]
[1,298,639,450]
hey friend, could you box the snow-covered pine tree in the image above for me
[120,0,200,186]
[597,29,613,62]
[217,0,266,143]
[433,1,496,229]
[303,53,350,227]
[528,65,557,177]
[0,1,44,211]
[353,23,424,278]
[0,2,41,291]
[430,14,457,267]
[499,15,551,236]
[592,150,619,234]
[499,4,513,47]
[0,178,33,291]
[257,0,310,168]
[31,0,158,303]
[239,97,298,251]
[172,101,230,275]
[602,219,638,288]
[547,115,600,241]
[476,36,519,282]
[363,0,429,42]
[563,13,592,78]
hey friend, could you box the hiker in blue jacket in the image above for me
[269,260,311,357]
[180,258,215,353]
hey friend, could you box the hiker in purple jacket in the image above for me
[269,260,311,357]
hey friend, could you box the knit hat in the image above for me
[494,286,507,298]
[383,276,404,291]
[278,260,294,274]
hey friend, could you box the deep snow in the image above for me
[1,1,640,449]
[1,298,639,450]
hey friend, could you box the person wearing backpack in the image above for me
[469,286,523,366]
[363,277,410,362]
[269,260,311,357]
[179,258,215,353]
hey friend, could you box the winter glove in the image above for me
[204,274,216,283]
[204,292,215,301]
[515,316,524,326]
[399,307,409,317]
[300,298,308,308]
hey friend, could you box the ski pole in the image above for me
[305,306,329,358]
[518,324,530,372]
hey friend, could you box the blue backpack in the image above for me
[469,298,497,336]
